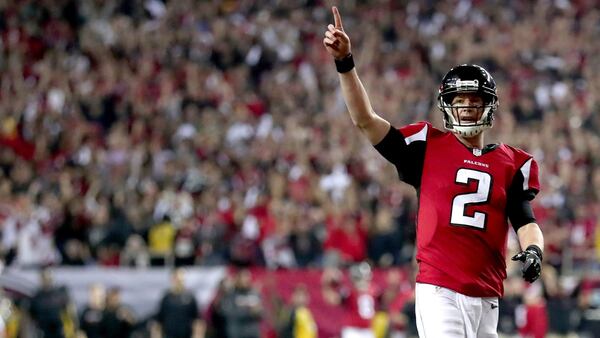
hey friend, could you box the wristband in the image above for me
[526,244,543,262]
[335,53,355,73]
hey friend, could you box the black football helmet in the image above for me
[437,64,499,137]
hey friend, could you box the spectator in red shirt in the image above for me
[324,211,367,264]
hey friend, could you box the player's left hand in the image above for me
[511,245,542,283]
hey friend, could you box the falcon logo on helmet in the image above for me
[438,64,499,137]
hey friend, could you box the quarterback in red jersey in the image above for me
[323,6,544,338]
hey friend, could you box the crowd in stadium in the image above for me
[1,0,600,337]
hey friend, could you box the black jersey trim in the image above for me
[374,126,426,188]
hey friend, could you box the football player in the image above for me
[341,262,379,338]
[323,6,544,338]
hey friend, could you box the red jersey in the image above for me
[375,122,540,297]
[345,285,378,328]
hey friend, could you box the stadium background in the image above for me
[0,0,599,337]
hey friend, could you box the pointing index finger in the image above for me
[332,6,344,31]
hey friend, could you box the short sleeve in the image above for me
[373,122,428,187]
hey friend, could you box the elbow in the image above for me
[355,121,369,131]
[353,114,376,130]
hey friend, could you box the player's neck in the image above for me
[456,133,484,149]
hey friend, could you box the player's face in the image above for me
[451,93,484,125]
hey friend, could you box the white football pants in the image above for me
[415,283,499,338]
[341,327,375,338]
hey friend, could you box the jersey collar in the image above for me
[451,133,499,156]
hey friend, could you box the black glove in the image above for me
[511,245,543,283]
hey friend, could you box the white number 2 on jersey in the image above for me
[450,168,492,229]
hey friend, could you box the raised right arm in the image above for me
[323,7,391,145]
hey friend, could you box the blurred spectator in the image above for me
[577,276,600,338]
[228,233,263,267]
[103,204,134,250]
[173,219,199,267]
[79,284,105,338]
[288,222,322,268]
[55,199,91,263]
[288,206,324,267]
[0,259,20,338]
[367,207,401,267]
[1,193,60,267]
[320,267,344,306]
[62,240,90,266]
[499,276,522,336]
[399,295,417,338]
[281,284,317,338]
[341,262,378,338]
[120,234,150,268]
[204,277,233,338]
[517,285,548,338]
[261,202,296,269]
[0,292,10,338]
[27,269,78,338]
[102,287,135,338]
[382,270,415,338]
[221,269,262,338]
[542,265,578,336]
[153,269,202,338]
[148,215,176,266]
[323,211,368,265]
[196,209,229,266]
[0,313,4,337]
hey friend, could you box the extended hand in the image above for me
[511,245,542,283]
[323,6,351,60]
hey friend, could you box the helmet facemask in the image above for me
[437,66,499,137]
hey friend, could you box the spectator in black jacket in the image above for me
[153,269,202,338]
[79,284,105,338]
[28,269,77,338]
[102,287,135,338]
[222,269,262,338]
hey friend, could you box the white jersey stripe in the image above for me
[404,124,428,145]
[520,158,533,190]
